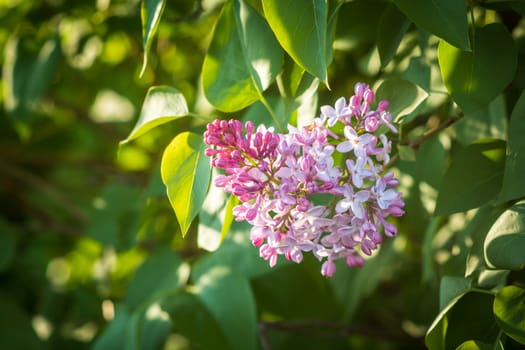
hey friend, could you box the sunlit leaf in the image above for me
[140,0,166,76]
[121,86,189,144]
[377,3,410,67]
[494,285,525,345]
[161,132,211,236]
[392,0,470,50]
[498,91,525,202]
[456,340,503,350]
[438,23,517,114]
[193,267,257,350]
[434,139,506,216]
[484,200,525,270]
[202,0,283,112]
[221,194,238,242]
[262,0,328,84]
[375,78,428,122]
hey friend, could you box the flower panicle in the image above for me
[204,82,405,277]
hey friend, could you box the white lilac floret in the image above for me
[204,82,404,277]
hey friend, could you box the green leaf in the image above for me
[434,139,506,216]
[498,91,525,202]
[202,0,283,112]
[329,240,398,321]
[161,132,211,236]
[193,267,257,350]
[453,95,508,146]
[334,0,387,51]
[140,0,166,76]
[440,276,471,310]
[262,0,328,84]
[0,297,44,350]
[464,205,507,278]
[438,23,517,114]
[425,291,499,350]
[377,3,410,67]
[92,305,137,350]
[123,248,186,311]
[86,184,143,249]
[484,200,525,270]
[162,292,231,350]
[375,78,428,123]
[121,86,189,144]
[193,221,277,280]
[494,285,525,345]
[456,340,503,350]
[392,0,470,50]
[3,35,61,123]
[0,220,17,273]
[254,256,341,319]
[221,194,239,242]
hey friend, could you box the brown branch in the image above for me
[0,159,87,223]
[259,319,424,349]
[386,112,464,168]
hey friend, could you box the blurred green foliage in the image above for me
[1,0,525,349]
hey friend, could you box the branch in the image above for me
[386,112,464,168]
[259,319,424,350]
[0,159,87,223]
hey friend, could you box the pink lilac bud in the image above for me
[203,82,404,277]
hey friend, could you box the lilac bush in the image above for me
[204,83,404,276]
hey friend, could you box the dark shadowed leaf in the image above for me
[193,267,257,350]
[123,248,186,311]
[435,139,506,216]
[377,3,410,67]
[393,0,470,50]
[498,91,525,202]
[425,291,499,350]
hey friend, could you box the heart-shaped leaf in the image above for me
[393,0,470,50]
[435,139,506,216]
[161,132,211,236]
[438,23,517,114]
[484,200,525,270]
[375,78,428,122]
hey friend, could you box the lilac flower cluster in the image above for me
[204,83,404,277]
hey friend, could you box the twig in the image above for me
[386,112,464,168]
[259,319,423,348]
[0,159,87,223]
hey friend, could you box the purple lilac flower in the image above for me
[204,82,405,277]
